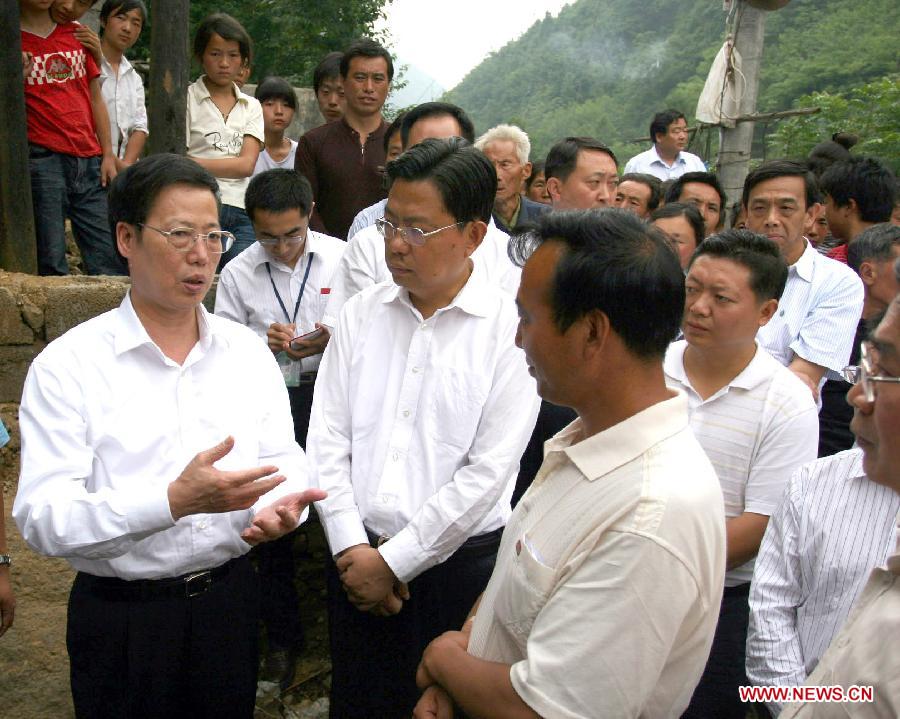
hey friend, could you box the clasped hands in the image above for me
[336,544,410,616]
[411,627,473,719]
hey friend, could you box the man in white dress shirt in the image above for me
[413,209,726,719]
[624,109,707,181]
[744,160,864,401]
[780,268,900,717]
[13,154,325,718]
[308,137,540,717]
[666,230,819,718]
[214,167,345,686]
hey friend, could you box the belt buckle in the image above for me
[376,534,391,547]
[184,570,212,598]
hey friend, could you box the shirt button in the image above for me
[420,323,427,330]
[402,409,410,418]
[392,451,399,461]
[412,367,420,374]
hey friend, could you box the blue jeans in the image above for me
[28,145,126,276]
[217,204,255,271]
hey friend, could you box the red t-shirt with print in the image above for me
[21,22,101,157]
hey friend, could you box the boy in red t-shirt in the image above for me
[20,0,125,275]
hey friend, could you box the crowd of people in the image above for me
[8,1,900,718]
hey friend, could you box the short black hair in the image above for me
[510,209,684,360]
[383,112,406,154]
[649,202,706,248]
[742,160,818,210]
[819,157,896,223]
[399,102,475,148]
[108,154,221,266]
[618,172,663,211]
[254,76,297,110]
[313,51,343,93]
[807,132,858,178]
[340,38,394,82]
[650,109,686,145]
[525,159,545,191]
[194,13,252,64]
[729,200,744,228]
[99,0,147,26]
[385,137,495,225]
[688,229,788,303]
[544,137,618,182]
[665,171,727,218]
[245,169,313,223]
[847,223,900,274]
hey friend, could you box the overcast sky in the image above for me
[377,0,574,91]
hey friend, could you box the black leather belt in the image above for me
[298,371,317,385]
[77,556,245,601]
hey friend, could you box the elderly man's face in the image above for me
[849,298,900,492]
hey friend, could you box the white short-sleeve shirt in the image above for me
[186,76,264,209]
[623,145,707,181]
[99,53,148,160]
[664,341,819,585]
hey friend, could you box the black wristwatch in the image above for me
[0,555,11,567]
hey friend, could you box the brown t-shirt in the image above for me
[295,117,388,239]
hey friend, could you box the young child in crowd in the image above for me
[20,0,124,276]
[97,0,148,170]
[253,77,299,175]
[186,13,263,267]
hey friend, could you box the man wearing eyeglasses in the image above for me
[307,137,540,717]
[779,266,900,718]
[214,167,345,686]
[13,154,326,718]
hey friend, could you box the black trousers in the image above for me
[326,530,501,719]
[67,556,260,719]
[254,381,316,650]
[682,582,751,719]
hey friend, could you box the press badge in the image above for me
[276,351,301,387]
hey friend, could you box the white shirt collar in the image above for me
[113,292,222,358]
[382,257,492,319]
[248,232,323,274]
[664,340,775,395]
[651,145,686,169]
[790,238,816,283]
[192,75,245,105]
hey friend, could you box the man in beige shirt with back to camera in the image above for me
[413,209,727,719]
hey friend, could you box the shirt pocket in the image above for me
[493,533,556,645]
[426,367,489,451]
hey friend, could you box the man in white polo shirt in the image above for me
[666,229,819,718]
[743,160,864,401]
[214,167,345,686]
[413,209,726,719]
[624,109,706,181]
[308,138,539,717]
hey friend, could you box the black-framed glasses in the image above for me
[140,224,235,254]
[375,217,463,247]
[841,341,900,402]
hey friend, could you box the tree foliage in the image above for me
[768,76,900,173]
[445,0,899,164]
[133,0,390,86]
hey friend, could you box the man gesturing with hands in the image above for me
[14,154,325,719]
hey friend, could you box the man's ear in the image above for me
[546,177,561,205]
[757,298,779,328]
[463,220,487,257]
[523,161,533,183]
[582,309,611,360]
[116,221,137,259]
[858,259,877,288]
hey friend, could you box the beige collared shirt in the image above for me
[467,393,726,718]
[186,76,264,209]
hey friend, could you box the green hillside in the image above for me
[445,0,899,164]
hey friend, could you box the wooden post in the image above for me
[0,2,38,274]
[147,0,190,155]
[717,2,768,215]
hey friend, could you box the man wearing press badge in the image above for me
[215,167,345,686]
[14,154,325,719]
[307,137,540,717]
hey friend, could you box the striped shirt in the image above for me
[214,232,346,372]
[346,198,387,241]
[746,448,900,716]
[664,341,819,585]
[756,239,863,382]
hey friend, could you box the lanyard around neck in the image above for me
[265,252,314,325]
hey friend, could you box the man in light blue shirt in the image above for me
[624,109,706,181]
